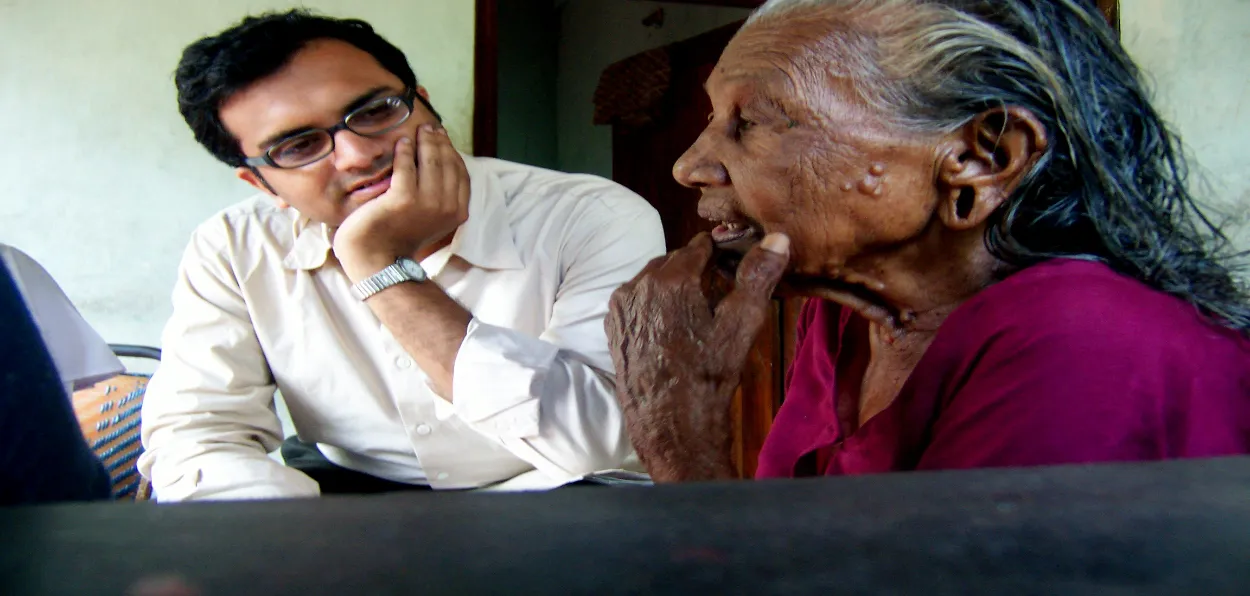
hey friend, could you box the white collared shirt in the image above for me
[138,156,664,501]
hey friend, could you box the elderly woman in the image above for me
[606,0,1250,482]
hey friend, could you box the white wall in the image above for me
[0,0,475,348]
[556,0,752,177]
[1121,0,1250,250]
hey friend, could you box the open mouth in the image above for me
[347,169,393,200]
[710,220,763,280]
[711,220,763,254]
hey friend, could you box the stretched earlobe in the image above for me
[935,107,1048,231]
[955,187,975,220]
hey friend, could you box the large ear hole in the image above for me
[956,187,975,220]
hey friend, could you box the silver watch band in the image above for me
[351,258,426,301]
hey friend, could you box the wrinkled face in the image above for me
[673,19,945,281]
[220,39,440,227]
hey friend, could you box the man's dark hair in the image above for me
[176,9,426,167]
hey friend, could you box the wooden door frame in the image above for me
[474,0,498,157]
[1096,0,1120,31]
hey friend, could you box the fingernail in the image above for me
[760,233,789,255]
[421,124,435,132]
[399,137,412,145]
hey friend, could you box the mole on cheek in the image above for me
[858,163,886,197]
[857,178,880,196]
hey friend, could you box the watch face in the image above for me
[398,258,427,281]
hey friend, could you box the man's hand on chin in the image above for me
[333,125,471,282]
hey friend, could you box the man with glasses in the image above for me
[139,10,664,500]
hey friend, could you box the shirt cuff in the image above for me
[452,318,559,439]
[147,455,320,502]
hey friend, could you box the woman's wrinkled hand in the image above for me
[605,232,789,482]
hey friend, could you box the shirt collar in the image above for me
[282,216,333,271]
[281,153,524,274]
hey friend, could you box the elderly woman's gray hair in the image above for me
[743,0,1250,332]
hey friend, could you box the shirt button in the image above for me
[415,424,432,436]
[395,356,413,369]
[436,472,449,481]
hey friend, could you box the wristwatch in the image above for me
[351,257,428,300]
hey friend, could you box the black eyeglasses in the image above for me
[243,89,418,169]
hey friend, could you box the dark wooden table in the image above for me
[3,457,1249,595]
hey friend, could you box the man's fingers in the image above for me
[389,137,416,196]
[438,129,470,216]
[432,127,456,192]
[416,125,445,197]
[456,163,471,217]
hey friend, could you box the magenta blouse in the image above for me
[757,259,1250,478]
